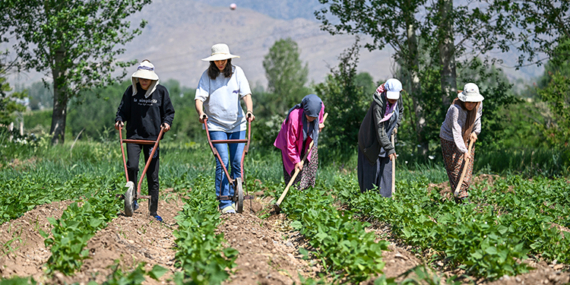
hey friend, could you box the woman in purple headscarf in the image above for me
[274,94,325,190]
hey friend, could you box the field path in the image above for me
[219,197,317,285]
[0,200,72,280]
[49,189,184,284]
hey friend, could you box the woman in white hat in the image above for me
[115,59,175,222]
[195,43,254,214]
[440,83,484,203]
[357,79,404,197]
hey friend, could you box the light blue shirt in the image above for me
[195,65,252,132]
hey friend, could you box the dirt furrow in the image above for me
[218,197,317,285]
[0,200,72,280]
[50,189,185,284]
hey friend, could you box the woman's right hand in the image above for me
[199,113,208,123]
[295,162,304,172]
[464,151,472,161]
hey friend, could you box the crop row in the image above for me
[1,174,118,225]
[333,174,570,280]
[267,182,388,283]
[0,262,167,285]
[172,175,238,285]
[40,175,124,275]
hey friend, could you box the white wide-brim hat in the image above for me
[459,83,485,102]
[132,61,159,81]
[202,43,240,61]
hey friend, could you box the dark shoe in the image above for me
[133,200,139,211]
[151,214,163,222]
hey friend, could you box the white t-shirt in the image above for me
[195,65,252,132]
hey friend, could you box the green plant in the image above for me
[41,180,123,275]
[265,180,388,283]
[172,175,238,285]
[84,262,167,285]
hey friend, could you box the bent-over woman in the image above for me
[274,94,325,190]
[440,83,484,203]
[357,79,404,197]
[195,44,255,214]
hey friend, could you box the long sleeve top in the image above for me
[274,104,325,174]
[439,103,482,153]
[357,85,404,164]
[115,83,175,140]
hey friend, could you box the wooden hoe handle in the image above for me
[391,133,396,199]
[454,140,475,196]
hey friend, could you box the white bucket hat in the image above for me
[201,44,240,61]
[385,78,403,99]
[458,83,485,102]
[131,60,159,98]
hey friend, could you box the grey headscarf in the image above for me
[286,94,322,148]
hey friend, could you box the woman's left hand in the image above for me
[319,123,325,132]
[161,123,171,132]
[470,133,478,142]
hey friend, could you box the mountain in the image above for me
[6,0,542,90]
[119,0,392,89]
[193,0,324,21]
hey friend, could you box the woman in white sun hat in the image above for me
[195,43,254,214]
[440,83,484,204]
[357,78,404,197]
[115,59,175,222]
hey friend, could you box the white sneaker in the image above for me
[221,205,236,214]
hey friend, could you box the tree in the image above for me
[262,38,310,115]
[316,0,523,155]
[314,40,370,161]
[490,0,570,66]
[0,57,27,126]
[4,0,151,144]
[316,0,432,154]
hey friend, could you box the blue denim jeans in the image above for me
[209,131,246,209]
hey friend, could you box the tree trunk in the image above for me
[50,47,67,145]
[406,19,427,155]
[438,0,457,107]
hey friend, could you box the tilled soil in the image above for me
[0,200,72,280]
[218,197,316,285]
[0,190,184,284]
[52,190,185,284]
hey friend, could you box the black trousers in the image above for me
[126,143,160,215]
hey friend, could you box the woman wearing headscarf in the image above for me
[274,94,325,190]
[440,83,484,203]
[195,43,255,214]
[357,79,404,197]
[115,60,175,222]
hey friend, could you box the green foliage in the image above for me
[489,1,570,66]
[0,277,36,285]
[172,175,238,285]
[537,69,570,146]
[335,173,570,280]
[261,38,311,116]
[0,57,27,125]
[314,40,370,161]
[42,179,123,275]
[3,0,152,143]
[22,80,203,142]
[86,262,167,285]
[265,180,388,283]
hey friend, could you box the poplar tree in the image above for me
[4,0,151,144]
